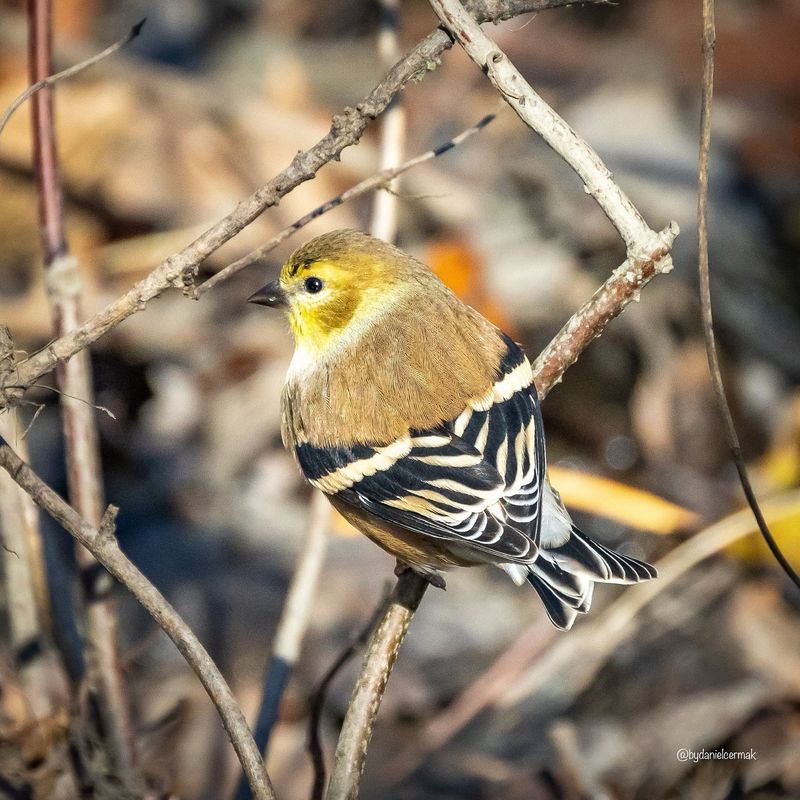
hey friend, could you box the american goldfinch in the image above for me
[250,230,656,629]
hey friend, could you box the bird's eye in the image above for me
[304,277,324,294]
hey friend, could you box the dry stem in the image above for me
[695,0,799,588]
[28,0,135,779]
[0,329,61,719]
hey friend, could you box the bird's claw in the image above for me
[394,561,447,590]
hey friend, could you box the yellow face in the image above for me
[248,230,419,356]
[280,256,364,352]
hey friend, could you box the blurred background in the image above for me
[1,0,800,798]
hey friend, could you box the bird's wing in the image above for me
[295,336,544,563]
[451,334,545,546]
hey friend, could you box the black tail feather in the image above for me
[528,527,656,630]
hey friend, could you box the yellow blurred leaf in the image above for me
[757,393,800,490]
[726,503,800,565]
[548,465,699,534]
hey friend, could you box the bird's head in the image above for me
[249,229,430,356]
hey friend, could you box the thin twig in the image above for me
[0,19,145,138]
[308,592,391,800]
[696,0,800,589]
[370,0,406,242]
[196,112,495,296]
[1,0,602,402]
[327,571,428,800]
[28,0,136,779]
[0,330,62,720]
[232,491,331,800]
[0,438,277,800]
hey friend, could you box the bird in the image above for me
[249,229,656,630]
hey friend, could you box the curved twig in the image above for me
[696,0,800,589]
[0,20,145,138]
[197,113,496,297]
[0,439,276,800]
[28,0,136,778]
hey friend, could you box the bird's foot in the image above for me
[394,561,447,590]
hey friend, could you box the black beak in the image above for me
[248,280,288,308]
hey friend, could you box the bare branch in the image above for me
[0,439,277,800]
[1,0,604,404]
[28,0,136,777]
[0,19,145,138]
[695,0,800,589]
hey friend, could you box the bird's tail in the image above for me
[527,483,657,630]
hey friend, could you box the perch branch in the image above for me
[28,0,136,778]
[695,0,800,588]
[327,571,429,800]
[1,0,602,404]
[0,439,277,800]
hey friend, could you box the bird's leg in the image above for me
[394,560,446,590]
